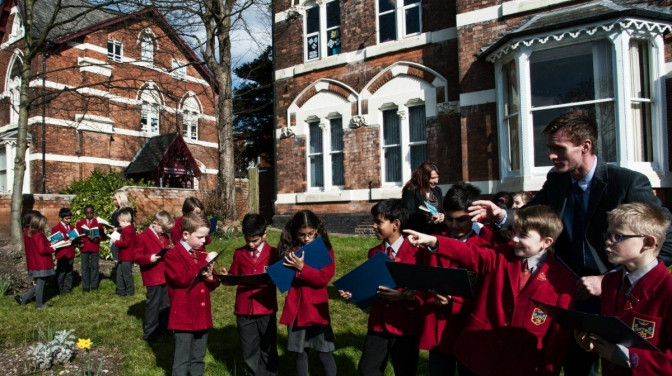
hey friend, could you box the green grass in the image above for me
[1,232,430,375]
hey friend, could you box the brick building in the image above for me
[272,0,672,232]
[0,0,218,194]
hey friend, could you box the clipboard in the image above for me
[266,237,333,293]
[215,272,272,285]
[533,300,660,352]
[333,252,396,309]
[187,251,222,291]
[385,262,474,298]
[156,248,170,258]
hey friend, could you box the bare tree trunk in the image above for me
[217,84,237,220]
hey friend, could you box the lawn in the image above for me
[0,231,430,375]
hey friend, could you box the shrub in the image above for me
[28,328,76,370]
[0,275,11,296]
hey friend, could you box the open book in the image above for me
[96,217,115,228]
[80,225,100,238]
[51,239,72,249]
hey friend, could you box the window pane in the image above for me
[409,106,426,142]
[379,0,395,12]
[507,115,520,171]
[404,0,421,4]
[306,6,320,34]
[330,118,343,151]
[307,33,320,60]
[410,144,427,171]
[311,155,324,187]
[404,6,420,35]
[503,61,518,115]
[331,118,344,186]
[630,40,653,162]
[309,121,323,154]
[332,153,344,186]
[383,109,400,145]
[379,12,396,42]
[327,1,340,28]
[385,147,401,182]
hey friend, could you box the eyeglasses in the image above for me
[297,230,317,239]
[603,232,647,243]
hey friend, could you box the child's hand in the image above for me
[431,213,445,224]
[585,333,617,361]
[377,286,415,302]
[150,254,161,263]
[202,263,214,279]
[576,275,604,301]
[283,251,305,272]
[428,289,452,305]
[338,290,352,300]
[468,200,506,223]
[574,330,594,351]
[219,267,228,275]
[403,229,438,248]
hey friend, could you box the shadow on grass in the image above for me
[127,300,145,321]
[208,325,244,374]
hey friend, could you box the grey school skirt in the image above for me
[287,324,336,352]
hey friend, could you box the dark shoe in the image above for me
[115,293,126,297]
[14,295,23,305]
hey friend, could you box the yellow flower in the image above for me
[77,338,92,350]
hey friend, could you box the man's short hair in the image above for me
[181,211,209,234]
[608,203,669,255]
[371,199,409,230]
[444,182,481,212]
[242,213,267,237]
[513,205,563,241]
[153,211,174,233]
[542,109,598,155]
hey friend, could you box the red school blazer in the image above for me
[600,261,672,376]
[418,225,492,354]
[366,237,423,336]
[75,218,103,253]
[171,216,212,249]
[434,236,576,376]
[114,225,137,262]
[133,227,171,287]
[164,242,219,331]
[229,242,279,316]
[279,248,335,328]
[51,222,76,259]
[24,228,55,272]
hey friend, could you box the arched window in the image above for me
[141,33,154,63]
[139,85,162,135]
[181,95,201,140]
[7,53,22,126]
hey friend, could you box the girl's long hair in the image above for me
[277,210,332,257]
[403,160,439,196]
[28,214,47,238]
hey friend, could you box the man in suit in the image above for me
[469,109,672,375]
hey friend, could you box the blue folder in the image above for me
[267,237,333,293]
[333,252,397,309]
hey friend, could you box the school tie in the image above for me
[252,249,260,262]
[571,182,587,270]
[622,277,632,296]
[518,259,531,293]
[386,246,394,259]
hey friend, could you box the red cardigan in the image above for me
[114,225,137,262]
[164,242,219,331]
[418,225,492,354]
[366,237,423,336]
[133,227,171,287]
[75,218,103,253]
[600,261,672,376]
[279,248,335,327]
[24,228,55,271]
[434,236,575,376]
[51,222,75,259]
[229,241,279,316]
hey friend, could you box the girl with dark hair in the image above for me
[402,160,445,233]
[277,210,337,376]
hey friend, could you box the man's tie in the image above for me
[571,182,586,269]
[518,259,531,293]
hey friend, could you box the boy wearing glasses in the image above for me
[575,203,672,375]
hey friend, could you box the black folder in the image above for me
[187,251,222,291]
[385,262,474,298]
[156,248,170,258]
[215,272,272,285]
[333,252,396,309]
[533,300,660,351]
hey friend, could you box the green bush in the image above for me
[62,169,147,259]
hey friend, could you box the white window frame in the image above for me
[492,20,669,183]
[378,101,427,185]
[305,113,346,190]
[377,0,422,44]
[304,0,341,62]
[172,59,187,80]
[141,102,160,135]
[0,146,7,193]
[107,40,122,62]
[141,33,154,64]
[10,11,23,38]
[183,111,198,140]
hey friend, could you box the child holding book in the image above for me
[16,213,59,308]
[575,203,672,375]
[277,210,337,376]
[226,213,279,375]
[76,205,104,292]
[111,211,136,297]
[420,182,492,376]
[134,210,174,343]
[339,199,423,376]
[164,211,220,376]
[52,207,76,295]
[406,205,576,376]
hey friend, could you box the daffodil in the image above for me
[76,338,92,350]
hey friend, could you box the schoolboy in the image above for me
[52,207,76,295]
[134,210,174,343]
[164,211,220,376]
[227,213,279,376]
[76,205,104,292]
[171,196,212,247]
[406,205,576,376]
[340,199,423,376]
[419,182,493,376]
[575,203,672,375]
[112,211,136,297]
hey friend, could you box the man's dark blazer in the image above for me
[507,157,672,274]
